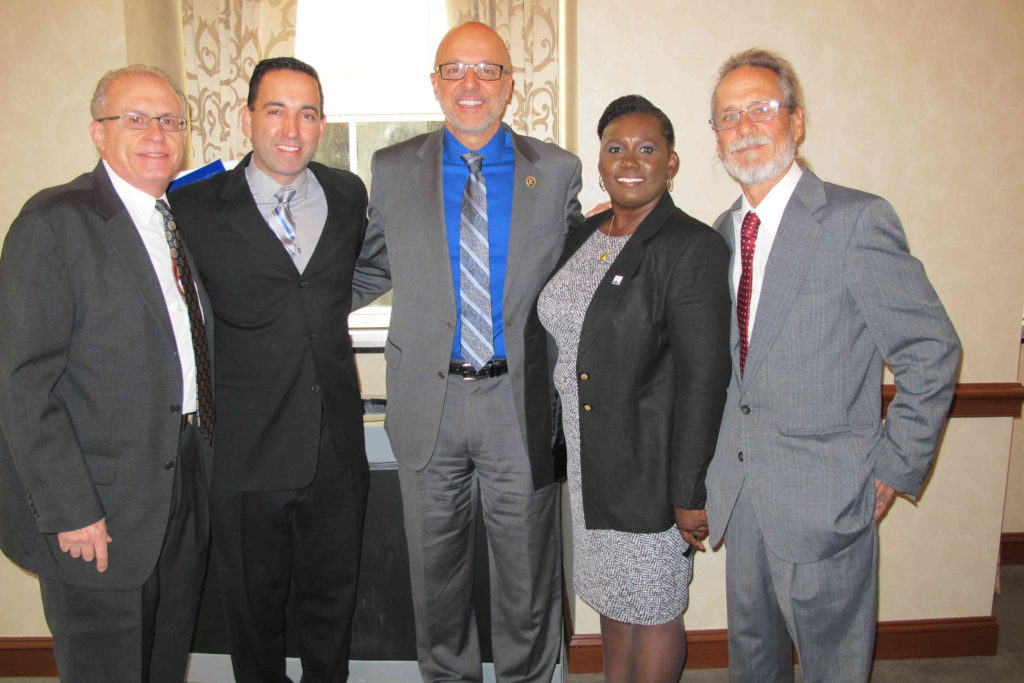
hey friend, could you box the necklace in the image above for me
[598,214,635,262]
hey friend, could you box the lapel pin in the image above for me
[525,176,537,187]
[612,275,623,285]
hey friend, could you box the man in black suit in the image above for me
[170,57,368,682]
[0,65,213,682]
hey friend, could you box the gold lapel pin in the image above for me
[525,176,537,187]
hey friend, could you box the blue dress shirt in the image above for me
[442,127,514,360]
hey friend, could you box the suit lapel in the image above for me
[415,130,450,273]
[220,154,300,273]
[577,193,674,357]
[301,162,342,276]
[741,170,826,384]
[90,164,175,342]
[503,129,542,309]
[714,200,743,380]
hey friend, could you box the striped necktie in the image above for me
[271,186,298,255]
[458,152,493,371]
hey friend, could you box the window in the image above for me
[296,0,448,349]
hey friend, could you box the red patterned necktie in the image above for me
[155,200,215,442]
[737,211,760,377]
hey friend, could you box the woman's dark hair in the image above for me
[597,95,674,148]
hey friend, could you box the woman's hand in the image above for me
[674,507,709,552]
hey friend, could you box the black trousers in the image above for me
[40,419,209,683]
[209,416,369,683]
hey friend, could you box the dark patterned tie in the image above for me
[155,200,215,441]
[737,211,760,377]
[459,152,493,370]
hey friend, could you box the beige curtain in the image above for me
[447,0,559,144]
[181,0,298,164]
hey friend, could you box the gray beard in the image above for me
[721,133,796,186]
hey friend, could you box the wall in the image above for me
[1005,341,1024,532]
[0,0,128,635]
[567,0,1024,634]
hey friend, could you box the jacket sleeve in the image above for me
[666,230,733,510]
[352,151,394,310]
[845,197,960,497]
[0,209,106,534]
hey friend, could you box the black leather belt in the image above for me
[448,358,508,380]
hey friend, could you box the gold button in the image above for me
[579,372,589,380]
[583,404,592,411]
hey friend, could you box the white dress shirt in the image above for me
[730,162,804,338]
[102,161,198,412]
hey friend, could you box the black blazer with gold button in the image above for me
[540,191,731,533]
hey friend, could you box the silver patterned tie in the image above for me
[459,152,493,370]
[271,186,298,255]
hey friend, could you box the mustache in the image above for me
[726,134,774,154]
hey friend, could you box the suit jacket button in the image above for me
[738,451,744,462]
[299,280,309,288]
[312,385,320,393]
[583,404,593,411]
[579,372,589,380]
[164,461,175,470]
[740,405,750,414]
[446,321,455,330]
[438,371,446,379]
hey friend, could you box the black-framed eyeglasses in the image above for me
[436,62,506,81]
[709,100,790,131]
[95,112,188,132]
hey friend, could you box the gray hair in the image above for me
[710,48,804,120]
[90,65,187,120]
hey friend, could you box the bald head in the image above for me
[431,21,513,149]
[434,21,511,73]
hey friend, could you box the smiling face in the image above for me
[598,113,679,215]
[713,65,804,205]
[242,69,327,186]
[431,22,513,150]
[89,72,186,197]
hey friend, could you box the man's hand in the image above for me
[674,507,709,552]
[873,479,896,521]
[585,201,611,218]
[57,518,112,572]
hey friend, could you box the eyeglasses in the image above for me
[95,112,188,132]
[709,100,790,131]
[436,62,506,81]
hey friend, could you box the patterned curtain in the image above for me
[181,0,298,163]
[447,0,559,144]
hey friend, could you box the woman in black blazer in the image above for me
[537,96,731,681]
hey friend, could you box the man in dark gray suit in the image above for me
[0,65,212,682]
[704,49,961,682]
[354,21,582,682]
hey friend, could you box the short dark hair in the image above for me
[247,57,325,115]
[597,95,674,148]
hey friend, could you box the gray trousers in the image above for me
[398,373,561,682]
[724,482,878,682]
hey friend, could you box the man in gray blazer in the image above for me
[0,66,212,682]
[354,21,582,682]
[704,49,960,681]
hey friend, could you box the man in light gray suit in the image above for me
[0,66,212,681]
[353,21,581,682]
[704,49,960,682]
